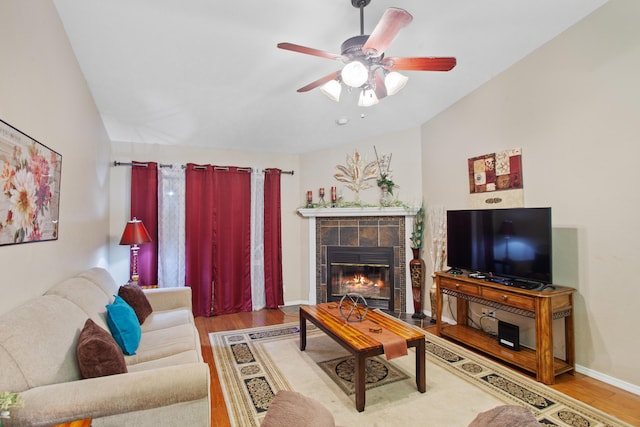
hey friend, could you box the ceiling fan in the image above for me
[277,0,456,106]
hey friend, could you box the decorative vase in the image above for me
[379,184,391,206]
[409,247,427,319]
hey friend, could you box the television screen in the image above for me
[446,207,552,284]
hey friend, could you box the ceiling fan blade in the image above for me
[384,57,457,72]
[277,42,343,61]
[362,8,413,58]
[296,71,342,93]
[372,70,387,100]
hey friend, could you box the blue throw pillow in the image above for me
[106,295,142,355]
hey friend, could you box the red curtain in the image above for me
[131,162,275,316]
[264,169,284,308]
[185,164,215,317]
[211,167,252,315]
[130,162,158,286]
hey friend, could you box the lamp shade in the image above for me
[119,218,152,246]
[320,79,342,102]
[341,61,369,88]
[384,71,409,96]
[357,88,379,107]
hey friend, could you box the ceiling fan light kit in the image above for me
[358,88,379,107]
[341,60,369,88]
[277,0,456,107]
[384,71,409,96]
[320,80,343,102]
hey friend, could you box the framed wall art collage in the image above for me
[468,148,524,208]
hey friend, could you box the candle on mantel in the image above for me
[319,187,325,197]
[306,190,313,203]
[331,186,337,202]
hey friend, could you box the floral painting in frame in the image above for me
[0,119,62,246]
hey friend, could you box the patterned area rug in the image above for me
[210,321,631,427]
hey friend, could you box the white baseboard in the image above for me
[282,299,308,307]
[575,364,640,396]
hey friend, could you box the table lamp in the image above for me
[119,217,152,284]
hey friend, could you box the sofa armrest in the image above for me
[143,287,192,312]
[12,363,209,427]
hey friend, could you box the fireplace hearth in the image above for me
[327,246,394,310]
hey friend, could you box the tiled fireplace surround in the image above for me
[299,207,417,313]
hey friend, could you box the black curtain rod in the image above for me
[113,161,173,168]
[114,161,293,175]
[265,169,294,175]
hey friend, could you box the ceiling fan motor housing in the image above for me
[341,35,384,61]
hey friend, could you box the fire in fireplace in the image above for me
[327,246,394,310]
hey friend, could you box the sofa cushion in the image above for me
[118,285,153,324]
[261,390,336,427]
[78,267,120,298]
[106,296,142,355]
[126,350,202,373]
[0,296,87,390]
[141,308,193,333]
[45,276,113,330]
[77,318,127,378]
[125,323,200,366]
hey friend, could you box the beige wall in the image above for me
[299,128,423,207]
[0,1,111,314]
[109,141,304,303]
[421,0,639,389]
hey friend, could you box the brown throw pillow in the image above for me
[118,284,153,324]
[467,405,541,427]
[261,391,336,427]
[77,318,127,379]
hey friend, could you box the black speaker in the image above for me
[498,320,520,351]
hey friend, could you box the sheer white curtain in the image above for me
[158,166,186,287]
[251,170,266,310]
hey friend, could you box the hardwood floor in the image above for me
[195,309,640,427]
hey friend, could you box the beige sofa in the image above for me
[0,268,210,427]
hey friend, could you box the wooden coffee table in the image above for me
[300,305,426,412]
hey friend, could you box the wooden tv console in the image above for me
[434,271,575,385]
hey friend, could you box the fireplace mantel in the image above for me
[298,206,418,218]
[299,206,419,313]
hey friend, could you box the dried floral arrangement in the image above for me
[427,205,447,274]
[333,150,378,201]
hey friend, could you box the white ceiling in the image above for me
[53,0,607,154]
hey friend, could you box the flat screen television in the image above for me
[446,207,552,285]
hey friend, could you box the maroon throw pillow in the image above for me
[76,318,127,379]
[118,284,153,324]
